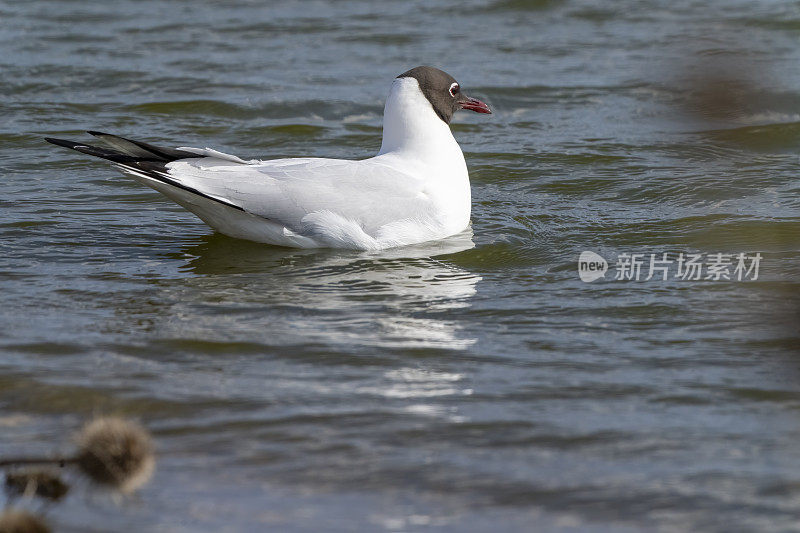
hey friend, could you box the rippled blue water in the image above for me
[2,0,800,531]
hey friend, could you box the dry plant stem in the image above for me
[0,457,76,468]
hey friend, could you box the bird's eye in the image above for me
[449,83,459,97]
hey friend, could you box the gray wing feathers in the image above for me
[163,157,431,234]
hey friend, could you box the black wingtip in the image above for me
[45,137,84,150]
[47,131,201,164]
[45,136,145,164]
[84,130,198,160]
[45,133,247,214]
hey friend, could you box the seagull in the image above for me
[45,66,491,250]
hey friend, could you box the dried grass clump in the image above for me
[0,509,50,533]
[74,417,154,493]
[4,469,69,501]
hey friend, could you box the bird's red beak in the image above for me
[459,96,492,114]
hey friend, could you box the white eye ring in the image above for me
[449,82,459,97]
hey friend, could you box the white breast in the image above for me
[374,77,471,237]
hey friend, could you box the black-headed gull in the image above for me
[45,66,491,250]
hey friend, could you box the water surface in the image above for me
[2,1,800,531]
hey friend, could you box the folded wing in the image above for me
[161,155,436,238]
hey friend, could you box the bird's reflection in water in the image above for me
[154,228,481,350]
